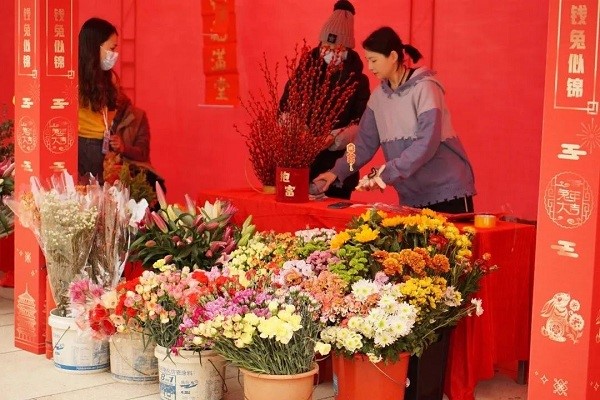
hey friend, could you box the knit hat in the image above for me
[319,0,355,49]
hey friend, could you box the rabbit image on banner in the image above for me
[540,292,585,344]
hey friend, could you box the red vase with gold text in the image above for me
[332,352,410,400]
[275,167,309,203]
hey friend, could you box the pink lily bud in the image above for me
[209,241,227,253]
[223,240,236,254]
[155,181,168,210]
[184,194,196,215]
[145,240,156,247]
[164,255,173,264]
[196,222,206,234]
[172,235,181,243]
[151,212,169,233]
[176,241,185,248]
[205,249,213,258]
[193,215,204,227]
[205,222,219,231]
[186,237,193,244]
[223,226,232,241]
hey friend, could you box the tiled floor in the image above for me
[0,288,527,400]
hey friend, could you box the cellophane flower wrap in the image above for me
[129,183,255,271]
[68,277,115,339]
[5,171,101,316]
[319,208,496,360]
[87,182,148,290]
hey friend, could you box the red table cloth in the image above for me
[197,188,536,400]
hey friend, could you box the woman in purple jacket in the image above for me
[314,26,476,213]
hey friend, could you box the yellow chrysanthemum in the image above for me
[359,210,374,221]
[381,215,404,227]
[376,210,388,219]
[354,225,379,243]
[330,230,351,250]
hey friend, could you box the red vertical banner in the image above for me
[529,1,600,399]
[201,0,239,105]
[14,0,78,354]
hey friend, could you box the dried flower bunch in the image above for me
[238,43,358,185]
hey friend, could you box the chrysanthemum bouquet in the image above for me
[129,183,255,271]
[320,208,495,359]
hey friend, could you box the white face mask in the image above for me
[323,49,348,65]
[101,49,119,71]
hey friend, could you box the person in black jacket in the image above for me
[280,0,370,199]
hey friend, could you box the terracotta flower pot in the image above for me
[240,364,319,400]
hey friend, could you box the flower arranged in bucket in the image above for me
[129,182,255,271]
[5,171,102,315]
[321,208,495,359]
[183,283,330,376]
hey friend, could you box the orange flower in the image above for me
[431,254,450,273]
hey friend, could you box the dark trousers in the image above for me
[423,195,474,214]
[78,136,104,184]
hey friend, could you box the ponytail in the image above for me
[362,26,423,64]
[403,44,422,63]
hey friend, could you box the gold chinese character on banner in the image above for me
[211,48,227,71]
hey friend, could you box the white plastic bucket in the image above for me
[155,345,226,400]
[110,332,158,383]
[48,308,109,373]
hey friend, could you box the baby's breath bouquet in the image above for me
[321,208,495,359]
[5,171,101,315]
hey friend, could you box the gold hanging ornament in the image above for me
[346,143,356,171]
